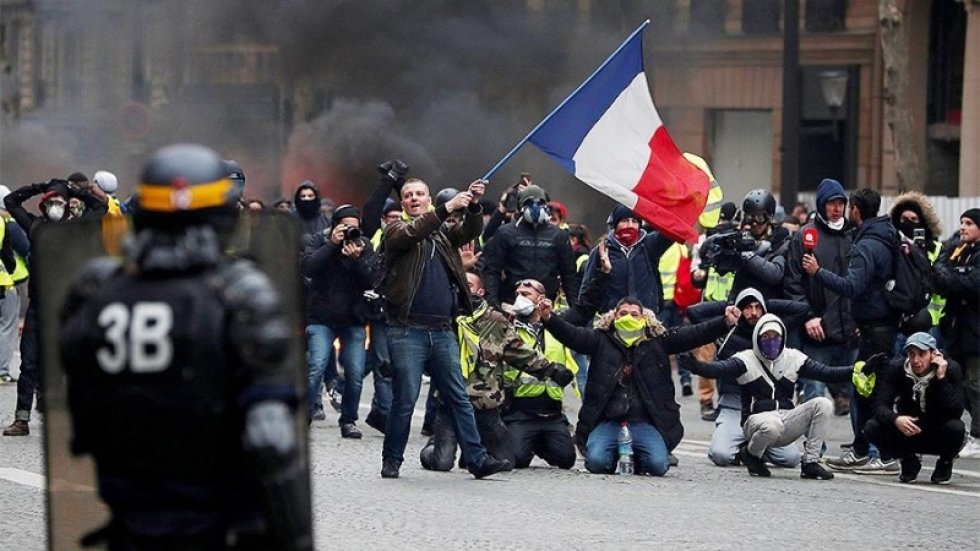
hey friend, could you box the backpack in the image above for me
[877,234,933,315]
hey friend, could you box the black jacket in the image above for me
[579,229,673,314]
[784,216,858,346]
[544,314,730,452]
[933,239,980,360]
[730,225,790,300]
[816,215,897,324]
[302,233,376,326]
[482,219,579,307]
[872,357,964,428]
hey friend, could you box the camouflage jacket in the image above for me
[458,299,559,410]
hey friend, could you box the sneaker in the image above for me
[958,436,980,459]
[340,423,362,439]
[800,461,834,480]
[739,444,771,477]
[898,455,921,483]
[0,373,15,384]
[311,405,326,421]
[700,403,719,422]
[853,457,900,475]
[365,410,387,434]
[381,458,401,479]
[668,453,679,467]
[469,454,511,479]
[681,383,693,397]
[826,449,870,470]
[832,395,850,416]
[328,388,343,413]
[2,420,29,436]
[931,458,953,485]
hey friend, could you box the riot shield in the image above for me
[37,211,308,550]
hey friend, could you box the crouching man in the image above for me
[679,314,863,480]
[864,332,964,484]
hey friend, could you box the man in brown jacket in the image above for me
[379,177,510,480]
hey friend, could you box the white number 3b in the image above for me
[96,302,174,374]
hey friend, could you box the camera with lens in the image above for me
[342,226,362,242]
[699,228,758,274]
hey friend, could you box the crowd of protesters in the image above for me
[2,157,978,486]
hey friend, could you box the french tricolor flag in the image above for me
[527,23,709,242]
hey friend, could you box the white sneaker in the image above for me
[959,436,980,459]
[853,457,900,475]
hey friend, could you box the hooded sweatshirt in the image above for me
[292,182,330,238]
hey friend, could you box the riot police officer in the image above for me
[58,144,312,549]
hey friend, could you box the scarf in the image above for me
[903,361,935,413]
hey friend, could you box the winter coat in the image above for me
[873,357,964,428]
[815,215,897,324]
[934,239,980,360]
[482,218,579,307]
[784,186,857,346]
[578,229,672,314]
[889,191,942,244]
[730,225,791,300]
[543,309,730,452]
[381,203,482,326]
[302,233,376,326]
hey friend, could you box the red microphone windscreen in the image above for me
[802,227,818,252]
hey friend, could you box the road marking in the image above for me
[834,472,980,498]
[0,467,45,490]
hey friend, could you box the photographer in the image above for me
[481,173,531,243]
[302,205,376,439]
[727,189,790,300]
[864,333,964,484]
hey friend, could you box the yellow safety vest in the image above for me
[504,325,579,401]
[106,196,124,218]
[456,302,490,379]
[371,228,384,251]
[0,212,27,284]
[926,240,945,327]
[0,220,13,289]
[684,153,724,230]
[704,268,734,302]
[659,243,688,302]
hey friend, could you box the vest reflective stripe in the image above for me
[927,240,945,326]
[504,327,578,401]
[0,221,12,288]
[703,268,734,302]
[659,243,687,301]
[576,254,589,272]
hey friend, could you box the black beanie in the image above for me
[962,208,980,227]
[331,204,360,225]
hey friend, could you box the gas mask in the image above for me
[758,335,783,361]
[45,202,66,221]
[511,295,536,317]
[522,201,549,226]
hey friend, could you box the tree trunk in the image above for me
[879,0,925,192]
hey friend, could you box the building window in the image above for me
[742,0,781,35]
[690,0,725,36]
[805,0,846,32]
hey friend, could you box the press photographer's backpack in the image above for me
[875,234,933,315]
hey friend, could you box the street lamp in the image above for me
[819,70,848,141]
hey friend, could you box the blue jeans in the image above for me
[382,326,487,468]
[366,323,393,416]
[585,420,670,476]
[572,352,589,396]
[306,324,366,423]
[798,343,858,403]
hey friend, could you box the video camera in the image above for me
[699,228,758,275]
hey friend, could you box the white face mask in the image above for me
[512,295,536,317]
[826,217,845,231]
[46,204,65,221]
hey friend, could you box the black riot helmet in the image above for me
[742,189,776,220]
[434,187,460,209]
[134,144,241,233]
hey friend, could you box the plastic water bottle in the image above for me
[617,421,634,476]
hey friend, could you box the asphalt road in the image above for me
[1,359,978,550]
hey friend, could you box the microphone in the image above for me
[802,227,818,253]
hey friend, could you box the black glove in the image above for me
[862,352,888,375]
[549,364,574,387]
[677,352,698,373]
[377,159,409,188]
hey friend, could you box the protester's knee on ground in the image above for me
[708,445,737,466]
[419,444,455,472]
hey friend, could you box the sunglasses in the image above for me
[515,279,545,294]
[744,213,769,225]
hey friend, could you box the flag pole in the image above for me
[481,19,651,182]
